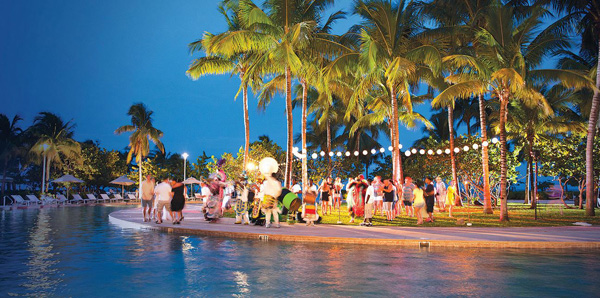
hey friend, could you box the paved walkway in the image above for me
[109,205,600,248]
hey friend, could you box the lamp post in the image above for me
[41,144,49,194]
[182,152,189,181]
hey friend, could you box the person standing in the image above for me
[333,177,343,210]
[170,180,186,224]
[200,182,211,206]
[361,179,374,226]
[402,177,416,217]
[141,175,155,222]
[291,178,302,199]
[382,179,395,221]
[373,176,384,216]
[446,180,457,218]
[154,178,173,224]
[346,178,356,223]
[435,176,447,212]
[318,178,332,215]
[424,177,436,222]
[413,180,426,225]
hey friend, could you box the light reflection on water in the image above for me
[1,206,599,297]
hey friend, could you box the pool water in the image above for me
[1,206,599,297]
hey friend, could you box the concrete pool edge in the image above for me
[109,207,600,249]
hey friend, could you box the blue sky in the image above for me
[1,0,441,160]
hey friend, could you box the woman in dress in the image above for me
[170,180,186,224]
[346,178,356,223]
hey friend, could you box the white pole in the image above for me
[41,153,46,194]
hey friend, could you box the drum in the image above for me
[303,192,316,204]
[278,188,301,213]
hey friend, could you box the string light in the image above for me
[362,150,368,155]
[419,149,425,155]
[463,146,469,152]
[445,149,451,154]
[345,151,351,157]
[380,147,385,153]
[311,153,318,159]
[354,151,359,156]
[328,152,334,157]
[411,148,417,154]
[428,149,434,155]
[405,151,411,157]
[454,147,460,153]
[336,152,342,157]
[388,146,393,151]
[320,151,325,157]
[492,137,499,144]
[472,144,479,150]
[482,141,489,147]
[436,149,443,155]
[399,144,403,149]
[371,149,377,154]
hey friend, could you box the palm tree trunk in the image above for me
[284,66,293,188]
[525,160,531,205]
[138,159,143,200]
[301,79,308,200]
[585,41,600,216]
[448,105,460,206]
[390,84,400,182]
[479,94,493,213]
[499,96,509,221]
[242,82,250,168]
[327,118,332,177]
[528,135,536,209]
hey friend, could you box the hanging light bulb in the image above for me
[311,153,318,159]
[463,146,469,152]
[354,151,359,156]
[472,144,479,150]
[419,149,425,155]
[454,147,460,153]
[482,141,489,147]
[399,144,403,149]
[445,149,451,154]
[380,147,385,153]
[411,148,417,154]
[436,149,443,155]
[336,152,342,157]
[428,149,434,155]
[405,151,411,157]
[492,137,499,144]
[388,146,393,151]
[328,152,334,157]
[371,149,377,154]
[345,151,351,157]
[362,150,368,155]
[320,151,325,156]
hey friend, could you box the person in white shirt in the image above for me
[222,182,235,210]
[435,176,448,212]
[361,179,375,226]
[200,182,211,206]
[154,178,173,224]
[291,179,302,198]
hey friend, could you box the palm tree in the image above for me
[187,1,263,169]
[543,0,600,217]
[432,2,594,221]
[342,0,441,183]
[115,103,165,199]
[0,114,25,198]
[29,112,82,193]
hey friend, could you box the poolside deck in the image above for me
[109,205,600,249]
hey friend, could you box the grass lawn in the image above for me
[222,202,599,227]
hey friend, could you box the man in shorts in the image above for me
[141,175,155,222]
[154,178,173,224]
[402,177,416,217]
[361,179,374,226]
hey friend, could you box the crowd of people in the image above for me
[138,168,459,227]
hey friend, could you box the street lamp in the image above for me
[41,143,49,194]
[182,152,189,181]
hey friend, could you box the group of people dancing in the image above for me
[140,174,187,225]
[294,175,458,226]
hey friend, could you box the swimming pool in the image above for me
[1,206,599,297]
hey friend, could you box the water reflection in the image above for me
[20,209,62,296]
[1,207,599,297]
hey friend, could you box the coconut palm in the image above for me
[187,1,263,169]
[432,2,595,221]
[115,103,165,198]
[29,112,82,193]
[0,114,25,197]
[338,0,441,183]
[542,0,600,217]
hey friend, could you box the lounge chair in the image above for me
[113,194,124,202]
[100,194,115,203]
[71,194,86,204]
[127,193,137,202]
[56,194,69,205]
[83,194,97,203]
[89,193,105,203]
[10,195,31,206]
[39,194,58,205]
[26,194,49,205]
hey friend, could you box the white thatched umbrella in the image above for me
[110,175,135,197]
[52,174,84,199]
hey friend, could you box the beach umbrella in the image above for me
[51,174,84,199]
[110,175,135,197]
[182,177,202,196]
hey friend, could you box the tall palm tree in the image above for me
[187,1,263,169]
[341,0,441,183]
[29,112,82,193]
[0,114,24,197]
[543,0,600,217]
[432,2,594,221]
[115,103,165,198]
